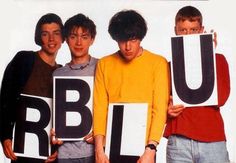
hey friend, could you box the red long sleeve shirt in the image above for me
[164,54,230,142]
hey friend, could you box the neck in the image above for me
[38,50,56,66]
[71,54,90,65]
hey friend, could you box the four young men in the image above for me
[0,5,231,163]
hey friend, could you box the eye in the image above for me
[81,34,91,40]
[82,36,89,40]
[191,28,199,33]
[54,31,61,36]
[69,34,76,39]
[180,29,187,33]
[41,32,48,37]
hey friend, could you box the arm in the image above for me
[93,60,109,163]
[94,135,109,163]
[0,59,19,142]
[0,51,35,142]
[0,54,23,160]
[93,60,109,137]
[44,129,63,163]
[84,132,94,144]
[167,96,185,118]
[138,57,170,163]
[2,139,17,160]
[216,54,230,107]
[149,57,170,142]
[0,51,35,159]
[137,140,157,163]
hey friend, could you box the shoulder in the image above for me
[143,49,168,64]
[90,56,99,65]
[94,53,118,73]
[216,53,227,62]
[13,50,36,60]
[215,53,229,67]
[101,52,120,61]
[6,51,36,70]
[100,53,117,61]
[53,64,69,76]
[10,50,36,65]
[97,53,118,65]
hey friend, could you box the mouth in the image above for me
[75,47,83,51]
[48,44,57,48]
[124,52,133,56]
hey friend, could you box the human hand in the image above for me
[44,151,58,163]
[3,139,17,160]
[84,132,94,144]
[211,29,217,48]
[44,129,63,162]
[204,29,217,48]
[50,128,63,145]
[137,148,155,163]
[167,96,185,118]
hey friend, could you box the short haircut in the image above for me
[175,6,202,26]
[34,13,64,46]
[64,13,96,39]
[108,10,147,41]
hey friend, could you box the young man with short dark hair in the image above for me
[53,13,97,163]
[93,10,170,163]
[0,13,64,163]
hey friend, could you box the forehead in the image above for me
[70,26,90,34]
[41,23,61,31]
[176,19,201,28]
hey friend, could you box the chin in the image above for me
[124,57,133,62]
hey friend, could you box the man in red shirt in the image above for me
[164,6,230,163]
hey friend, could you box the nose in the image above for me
[76,36,82,45]
[125,41,131,51]
[186,30,194,35]
[49,33,55,41]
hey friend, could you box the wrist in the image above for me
[95,144,105,153]
[145,143,157,152]
[144,147,156,158]
[94,135,105,152]
[95,147,104,153]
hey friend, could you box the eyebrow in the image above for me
[41,29,61,33]
[69,32,90,36]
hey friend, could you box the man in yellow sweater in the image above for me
[93,10,170,163]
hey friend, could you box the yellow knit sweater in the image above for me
[93,49,170,143]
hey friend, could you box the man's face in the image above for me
[175,20,204,35]
[66,27,94,60]
[117,39,142,62]
[40,23,63,55]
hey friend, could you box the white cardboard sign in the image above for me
[105,103,148,162]
[13,94,52,160]
[53,76,94,141]
[171,33,218,107]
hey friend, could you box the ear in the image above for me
[90,38,95,46]
[200,26,204,33]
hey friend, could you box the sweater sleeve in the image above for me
[0,51,35,142]
[93,59,109,136]
[0,53,22,142]
[148,57,170,142]
[216,54,230,107]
